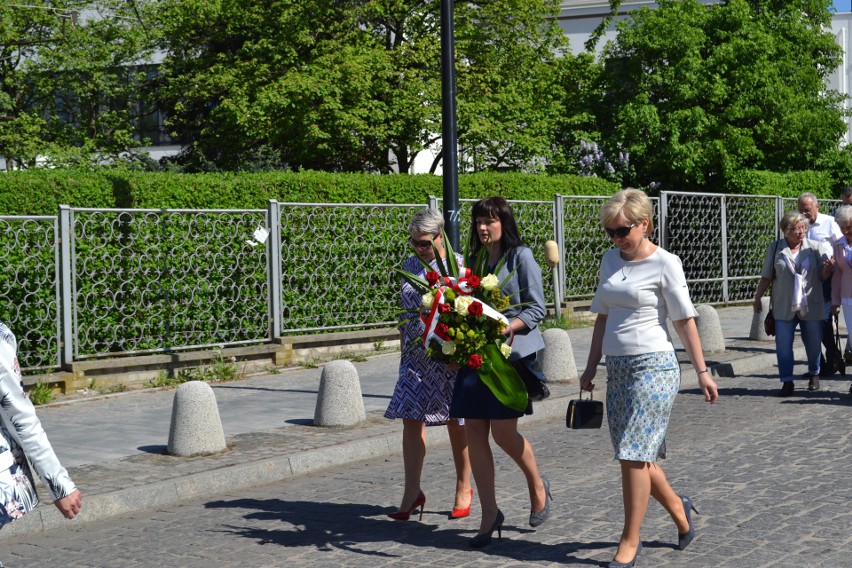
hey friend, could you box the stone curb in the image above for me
[0,342,798,540]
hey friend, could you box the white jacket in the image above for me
[0,322,76,504]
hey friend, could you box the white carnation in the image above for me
[442,341,457,355]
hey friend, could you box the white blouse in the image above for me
[591,247,698,356]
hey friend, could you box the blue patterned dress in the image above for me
[385,254,464,424]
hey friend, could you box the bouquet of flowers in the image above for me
[397,232,528,411]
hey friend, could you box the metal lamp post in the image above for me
[440,0,460,250]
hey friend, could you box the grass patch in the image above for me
[541,312,594,331]
[28,379,54,405]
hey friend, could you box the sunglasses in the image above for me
[409,236,438,249]
[604,224,636,239]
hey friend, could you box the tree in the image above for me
[154,0,569,173]
[589,0,847,191]
[0,1,157,169]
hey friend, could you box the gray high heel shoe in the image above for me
[678,495,699,550]
[608,542,643,568]
[529,476,552,527]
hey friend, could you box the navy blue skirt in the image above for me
[449,365,532,420]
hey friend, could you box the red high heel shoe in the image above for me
[449,488,474,519]
[388,490,426,521]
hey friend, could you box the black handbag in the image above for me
[511,356,550,402]
[764,311,775,336]
[566,390,603,430]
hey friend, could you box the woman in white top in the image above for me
[580,188,718,568]
[0,322,81,530]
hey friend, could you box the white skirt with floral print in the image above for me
[605,350,680,463]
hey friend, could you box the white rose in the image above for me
[421,292,435,309]
[454,295,473,316]
[499,342,512,358]
[480,274,499,291]
[442,341,457,355]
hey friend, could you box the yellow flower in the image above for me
[480,274,499,290]
[499,342,512,358]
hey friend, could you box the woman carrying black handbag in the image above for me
[579,189,718,568]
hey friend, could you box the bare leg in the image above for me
[465,419,497,534]
[446,420,472,510]
[614,460,650,563]
[648,463,689,533]
[397,419,426,510]
[489,418,546,512]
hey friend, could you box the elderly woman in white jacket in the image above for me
[0,322,81,527]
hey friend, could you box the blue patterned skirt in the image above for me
[605,351,680,463]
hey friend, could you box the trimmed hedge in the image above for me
[726,169,835,199]
[0,170,621,213]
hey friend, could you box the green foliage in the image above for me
[176,352,242,383]
[726,170,835,199]
[540,314,594,331]
[0,171,620,214]
[589,0,846,192]
[28,379,54,406]
[0,1,158,168]
[153,0,570,173]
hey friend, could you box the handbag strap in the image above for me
[578,389,594,401]
[769,239,780,310]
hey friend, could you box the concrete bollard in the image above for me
[749,297,773,341]
[168,380,227,457]
[539,328,577,383]
[694,303,726,352]
[314,359,366,427]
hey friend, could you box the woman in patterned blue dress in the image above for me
[385,209,472,521]
[580,189,718,568]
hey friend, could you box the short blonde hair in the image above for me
[779,211,810,234]
[600,188,654,236]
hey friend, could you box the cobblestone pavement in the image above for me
[2,370,851,567]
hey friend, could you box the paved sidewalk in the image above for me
[0,306,830,540]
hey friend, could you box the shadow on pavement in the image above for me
[203,498,610,564]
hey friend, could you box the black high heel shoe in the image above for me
[608,542,642,568]
[469,509,505,548]
[678,495,699,550]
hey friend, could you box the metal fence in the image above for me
[0,192,835,372]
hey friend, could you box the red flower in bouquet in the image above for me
[438,303,452,314]
[468,302,484,317]
[426,271,440,286]
[465,274,481,289]
[468,354,483,369]
[435,322,451,341]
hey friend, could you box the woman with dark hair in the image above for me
[450,196,551,548]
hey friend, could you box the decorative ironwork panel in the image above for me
[725,195,778,302]
[71,209,269,358]
[562,196,611,300]
[278,203,422,332]
[0,217,58,370]
[662,194,724,304]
